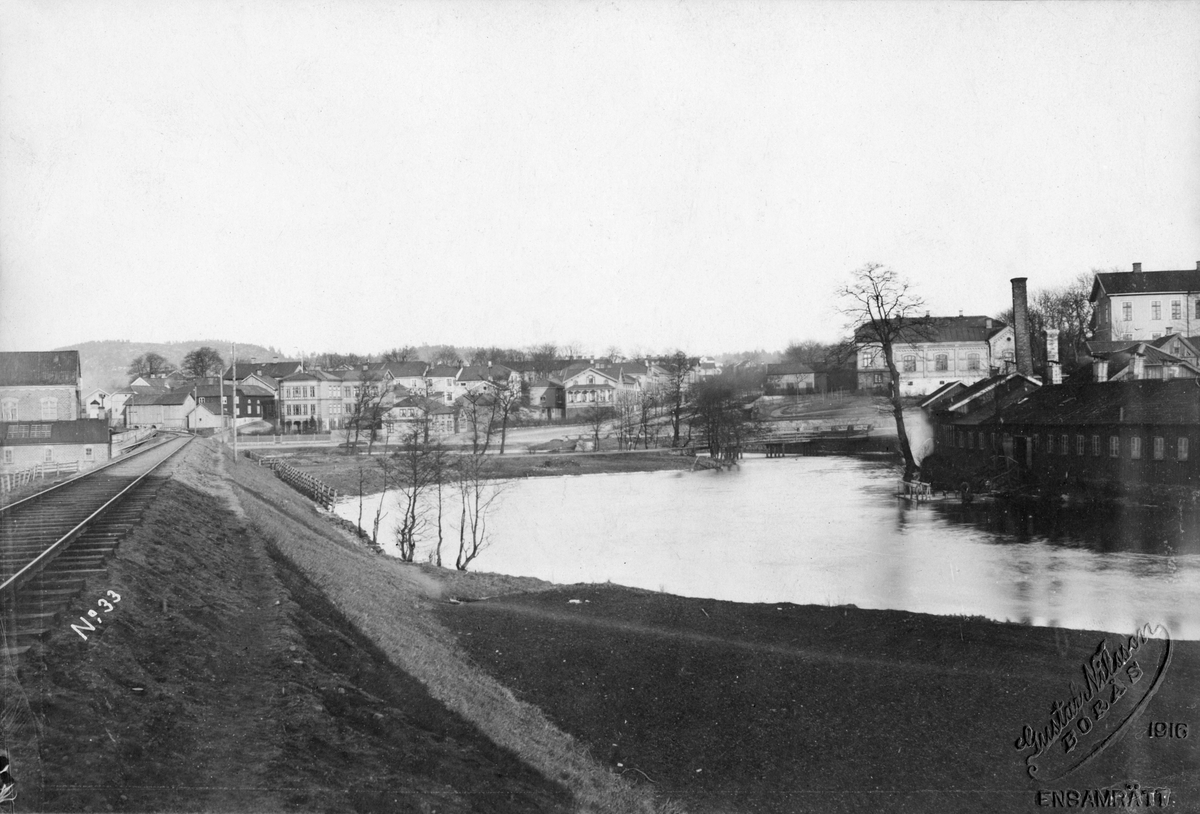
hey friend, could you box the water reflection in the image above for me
[338,456,1200,640]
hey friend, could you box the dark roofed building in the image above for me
[930,377,1200,492]
[855,315,1015,396]
[0,417,111,473]
[1090,262,1200,343]
[0,351,83,422]
[764,362,823,395]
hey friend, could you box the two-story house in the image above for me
[1090,262,1200,342]
[855,316,1015,396]
[562,366,639,413]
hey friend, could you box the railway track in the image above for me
[0,434,193,657]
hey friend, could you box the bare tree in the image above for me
[392,426,440,562]
[491,377,523,454]
[453,453,507,571]
[382,346,418,362]
[460,388,499,454]
[690,377,761,458]
[661,350,694,447]
[346,370,390,453]
[581,404,614,451]
[127,352,175,378]
[181,346,225,379]
[614,388,643,450]
[837,263,930,480]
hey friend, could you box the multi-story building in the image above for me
[1090,262,1200,342]
[0,351,83,422]
[855,316,1015,396]
[278,368,393,431]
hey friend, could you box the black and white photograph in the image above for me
[1,1,1198,811]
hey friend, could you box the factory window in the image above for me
[1172,300,1182,320]
[935,354,948,371]
[1109,436,1119,457]
[1153,437,1164,460]
[1130,436,1142,460]
[1091,435,1101,456]
[1123,303,1132,321]
[902,355,916,373]
[967,432,974,449]
[1151,302,1161,320]
[1060,434,1069,455]
[1179,438,1190,461]
[1076,435,1085,456]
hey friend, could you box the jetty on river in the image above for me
[753,422,876,458]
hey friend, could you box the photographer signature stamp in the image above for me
[1013,623,1173,783]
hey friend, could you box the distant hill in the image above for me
[55,340,286,394]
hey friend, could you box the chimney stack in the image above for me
[1131,350,1145,380]
[1132,262,1142,273]
[1093,356,1109,382]
[1045,328,1062,384]
[1011,278,1034,377]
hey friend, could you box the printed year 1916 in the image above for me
[70,591,122,640]
[1147,722,1188,739]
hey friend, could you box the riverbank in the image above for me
[439,585,1200,813]
[19,438,1196,812]
[266,447,698,494]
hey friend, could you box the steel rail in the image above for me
[0,435,192,597]
[0,431,185,517]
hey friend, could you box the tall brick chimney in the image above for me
[1011,278,1034,377]
[1132,262,1142,273]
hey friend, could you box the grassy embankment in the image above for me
[14,439,669,813]
[270,447,698,495]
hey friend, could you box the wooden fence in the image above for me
[237,434,334,447]
[0,462,81,493]
[245,451,339,509]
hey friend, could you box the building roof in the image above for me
[1090,268,1200,301]
[426,365,460,378]
[369,361,428,378]
[854,316,1007,345]
[0,418,109,445]
[918,381,967,410]
[0,351,81,388]
[224,361,303,381]
[128,391,193,406]
[765,362,814,376]
[943,372,1041,413]
[281,369,341,382]
[995,378,1200,427]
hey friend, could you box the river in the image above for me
[336,455,1200,639]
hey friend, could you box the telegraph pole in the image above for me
[231,342,238,460]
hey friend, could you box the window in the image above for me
[1060,434,1069,455]
[1153,437,1164,460]
[1151,301,1161,320]
[43,447,53,463]
[967,353,980,371]
[1130,436,1142,460]
[1110,436,1120,457]
[1092,435,1100,456]
[0,399,16,421]
[1195,301,1200,319]
[1172,300,1182,320]
[873,373,884,384]
[1076,435,1085,456]
[40,397,58,420]
[1179,438,1189,461]
[902,355,916,373]
[1123,303,1132,321]
[84,446,93,461]
[2,449,11,464]
[967,432,974,449]
[30,424,50,439]
[935,354,948,371]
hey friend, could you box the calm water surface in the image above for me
[338,456,1200,639]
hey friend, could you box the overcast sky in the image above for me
[2,1,1198,359]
